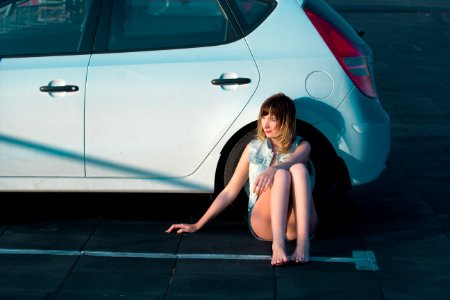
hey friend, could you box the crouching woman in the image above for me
[166,93,318,266]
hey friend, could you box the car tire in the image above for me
[222,129,256,219]
[299,124,336,213]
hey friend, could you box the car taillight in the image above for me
[305,9,377,99]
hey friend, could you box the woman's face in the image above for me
[261,114,281,139]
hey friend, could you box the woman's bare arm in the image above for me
[275,140,311,167]
[253,140,311,196]
[166,144,250,234]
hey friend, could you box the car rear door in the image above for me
[85,0,259,178]
[0,0,99,177]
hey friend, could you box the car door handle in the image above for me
[40,85,79,93]
[211,78,251,86]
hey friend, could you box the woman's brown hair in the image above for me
[256,93,297,153]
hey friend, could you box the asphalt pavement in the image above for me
[1,0,450,299]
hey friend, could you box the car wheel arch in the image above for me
[215,119,349,189]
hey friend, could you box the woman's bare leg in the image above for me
[249,190,272,241]
[288,163,315,263]
[250,169,292,266]
[270,169,291,265]
[286,195,318,241]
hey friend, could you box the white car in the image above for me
[0,0,390,200]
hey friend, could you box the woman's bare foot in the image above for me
[271,242,289,266]
[290,239,310,264]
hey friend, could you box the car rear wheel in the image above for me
[221,129,256,219]
[299,123,337,212]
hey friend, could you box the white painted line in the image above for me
[352,250,379,271]
[0,248,378,271]
[0,248,80,256]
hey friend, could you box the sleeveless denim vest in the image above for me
[247,136,303,215]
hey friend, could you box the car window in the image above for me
[0,0,93,56]
[227,0,276,36]
[108,0,239,51]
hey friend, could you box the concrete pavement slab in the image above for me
[379,277,450,300]
[0,270,68,295]
[170,259,274,298]
[177,220,271,255]
[59,271,169,298]
[167,273,274,299]
[0,254,77,298]
[0,231,92,251]
[276,274,383,300]
[0,218,99,250]
[85,219,182,253]
[48,292,152,300]
[57,257,174,298]
[0,292,47,300]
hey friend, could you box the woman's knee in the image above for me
[289,163,308,178]
[274,168,291,183]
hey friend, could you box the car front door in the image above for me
[85,0,259,178]
[0,0,98,177]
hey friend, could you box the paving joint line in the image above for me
[0,248,379,271]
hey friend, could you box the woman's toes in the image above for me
[271,256,288,266]
[291,255,309,264]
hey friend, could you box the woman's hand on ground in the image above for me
[253,166,277,195]
[165,223,198,234]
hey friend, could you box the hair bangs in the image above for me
[260,101,283,121]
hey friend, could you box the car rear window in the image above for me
[226,0,277,36]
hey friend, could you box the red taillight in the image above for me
[305,10,377,99]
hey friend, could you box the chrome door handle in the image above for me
[40,85,79,93]
[211,78,251,86]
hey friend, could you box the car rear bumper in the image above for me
[316,87,391,186]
